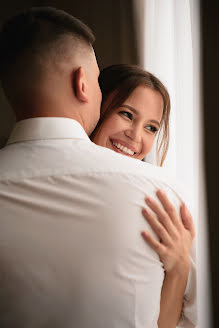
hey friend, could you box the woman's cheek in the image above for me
[110,117,125,133]
[144,136,154,155]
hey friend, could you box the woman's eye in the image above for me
[145,125,158,133]
[120,111,133,120]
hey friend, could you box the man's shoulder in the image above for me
[0,139,169,182]
[0,139,188,210]
[87,144,188,204]
[87,142,169,181]
[0,139,177,194]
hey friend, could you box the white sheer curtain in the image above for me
[143,0,194,204]
[138,0,212,326]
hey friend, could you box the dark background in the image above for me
[0,0,139,71]
[201,0,219,326]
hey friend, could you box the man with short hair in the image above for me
[0,7,101,135]
[0,7,196,328]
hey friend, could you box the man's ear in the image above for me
[73,67,89,103]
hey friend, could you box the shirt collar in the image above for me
[7,117,90,145]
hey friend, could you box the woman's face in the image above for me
[92,85,163,160]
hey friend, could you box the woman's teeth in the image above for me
[112,142,135,155]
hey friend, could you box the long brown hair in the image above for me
[91,64,170,166]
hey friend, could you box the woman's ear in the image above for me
[73,67,89,103]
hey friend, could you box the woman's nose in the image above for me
[125,126,142,143]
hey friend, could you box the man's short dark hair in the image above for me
[0,7,95,84]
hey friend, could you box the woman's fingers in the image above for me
[141,189,195,273]
[142,207,172,246]
[141,230,166,256]
[145,195,178,237]
[180,203,195,239]
[156,189,182,229]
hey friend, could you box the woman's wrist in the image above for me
[158,261,190,328]
[166,258,190,278]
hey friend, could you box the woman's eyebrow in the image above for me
[149,120,161,127]
[120,104,161,127]
[120,104,138,115]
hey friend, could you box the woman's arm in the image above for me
[141,190,195,328]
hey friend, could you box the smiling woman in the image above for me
[90,63,196,328]
[90,64,170,166]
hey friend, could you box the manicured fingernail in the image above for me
[141,231,148,238]
[146,197,152,204]
[142,208,147,217]
[183,203,189,215]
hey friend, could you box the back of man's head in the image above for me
[0,7,99,126]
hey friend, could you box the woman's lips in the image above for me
[110,139,136,157]
[110,138,137,153]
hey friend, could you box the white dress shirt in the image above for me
[0,117,196,328]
